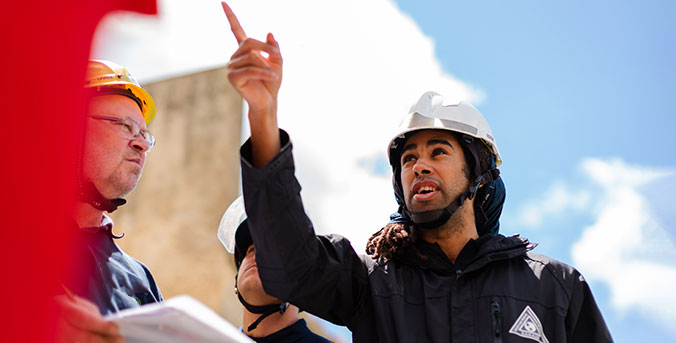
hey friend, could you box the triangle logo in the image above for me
[508,305,550,343]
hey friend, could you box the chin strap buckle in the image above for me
[468,175,483,201]
[236,285,290,332]
[468,168,501,201]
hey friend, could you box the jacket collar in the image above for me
[462,234,532,274]
[393,234,532,275]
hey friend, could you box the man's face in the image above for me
[82,95,150,199]
[237,245,281,306]
[400,130,470,213]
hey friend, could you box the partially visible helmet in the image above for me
[217,196,252,268]
[388,91,502,230]
[216,196,290,332]
[84,60,157,124]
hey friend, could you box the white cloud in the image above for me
[512,157,673,230]
[92,0,483,253]
[92,1,231,81]
[517,158,676,334]
[571,159,676,334]
[579,157,674,190]
[515,181,592,228]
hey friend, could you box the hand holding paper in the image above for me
[105,295,253,343]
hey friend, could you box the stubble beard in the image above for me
[410,164,473,238]
[103,166,143,198]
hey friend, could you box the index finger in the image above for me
[221,2,247,43]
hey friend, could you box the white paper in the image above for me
[105,295,253,343]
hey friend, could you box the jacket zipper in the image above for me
[491,297,502,343]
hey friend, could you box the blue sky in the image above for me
[94,0,676,341]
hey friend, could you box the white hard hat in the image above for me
[217,196,247,254]
[388,91,502,168]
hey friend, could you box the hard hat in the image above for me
[388,91,501,168]
[84,60,157,124]
[217,196,251,267]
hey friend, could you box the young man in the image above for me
[218,197,332,342]
[55,60,162,343]
[221,2,612,342]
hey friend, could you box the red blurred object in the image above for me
[0,1,156,341]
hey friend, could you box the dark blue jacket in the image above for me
[64,217,162,314]
[250,319,332,343]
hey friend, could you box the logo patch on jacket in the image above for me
[508,305,549,343]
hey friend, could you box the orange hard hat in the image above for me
[84,60,156,124]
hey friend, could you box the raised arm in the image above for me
[222,1,282,168]
[222,3,370,327]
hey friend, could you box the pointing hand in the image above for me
[222,1,282,114]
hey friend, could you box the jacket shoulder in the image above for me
[524,252,584,299]
[523,253,613,341]
[524,252,581,277]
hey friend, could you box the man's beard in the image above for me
[104,169,142,198]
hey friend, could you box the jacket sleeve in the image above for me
[565,272,613,342]
[240,129,370,327]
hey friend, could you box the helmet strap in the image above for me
[405,168,500,229]
[77,180,127,213]
[234,275,290,332]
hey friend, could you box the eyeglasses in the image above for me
[88,115,156,151]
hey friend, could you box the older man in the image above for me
[56,60,161,343]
